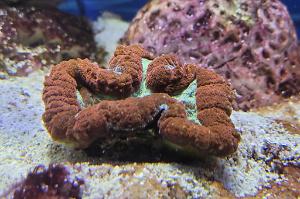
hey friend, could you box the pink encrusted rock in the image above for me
[121,0,300,110]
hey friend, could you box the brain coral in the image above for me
[121,0,300,110]
[0,3,96,77]
[42,45,240,157]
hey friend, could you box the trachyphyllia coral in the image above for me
[42,45,240,157]
[121,0,300,110]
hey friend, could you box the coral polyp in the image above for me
[42,45,239,157]
[146,54,195,94]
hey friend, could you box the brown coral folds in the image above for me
[146,54,195,94]
[196,68,239,155]
[108,44,155,90]
[43,45,146,148]
[159,67,239,156]
[113,44,155,60]
[42,45,239,157]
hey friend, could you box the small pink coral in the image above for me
[12,164,83,199]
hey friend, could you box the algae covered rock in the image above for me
[0,3,97,77]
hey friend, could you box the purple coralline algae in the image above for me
[12,164,84,199]
[122,0,300,110]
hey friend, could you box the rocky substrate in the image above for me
[0,70,299,198]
